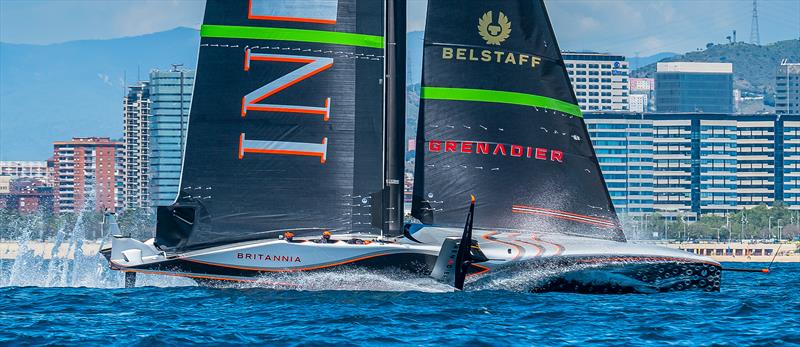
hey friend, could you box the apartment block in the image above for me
[563,52,629,112]
[784,119,800,206]
[584,113,800,220]
[776,61,800,115]
[629,94,648,113]
[698,119,738,215]
[651,118,693,219]
[629,77,654,112]
[0,161,54,186]
[53,137,124,213]
[736,120,777,209]
[123,81,151,208]
[0,178,55,214]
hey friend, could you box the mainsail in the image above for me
[156,0,386,250]
[411,0,624,241]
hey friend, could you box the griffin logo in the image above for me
[478,11,511,45]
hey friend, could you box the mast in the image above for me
[383,0,406,236]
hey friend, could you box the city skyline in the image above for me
[0,0,798,217]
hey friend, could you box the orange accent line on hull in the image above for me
[481,231,524,261]
[513,239,544,257]
[182,252,391,272]
[531,234,564,256]
[467,263,491,277]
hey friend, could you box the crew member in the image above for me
[347,238,365,245]
[284,232,295,242]
[318,231,334,244]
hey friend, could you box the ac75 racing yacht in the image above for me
[103,0,722,293]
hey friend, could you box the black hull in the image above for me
[529,260,722,293]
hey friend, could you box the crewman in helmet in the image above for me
[346,238,365,245]
[317,231,334,244]
[283,232,295,242]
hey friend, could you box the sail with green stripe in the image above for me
[156,0,387,250]
[411,0,623,241]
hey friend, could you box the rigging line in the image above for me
[767,243,782,271]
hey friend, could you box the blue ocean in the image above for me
[0,255,798,346]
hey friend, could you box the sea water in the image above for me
[0,253,798,346]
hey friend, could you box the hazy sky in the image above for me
[1,0,799,56]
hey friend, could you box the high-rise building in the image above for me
[629,94,648,113]
[52,137,124,213]
[629,78,655,92]
[629,77,654,112]
[736,119,777,209]
[0,161,54,186]
[651,118,693,219]
[583,113,800,220]
[149,68,194,206]
[776,61,800,115]
[123,81,151,209]
[697,119,738,215]
[655,62,733,113]
[563,52,629,112]
[585,115,654,218]
[783,119,800,206]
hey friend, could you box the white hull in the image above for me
[104,226,721,292]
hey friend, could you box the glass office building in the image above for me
[149,68,195,207]
[655,62,733,114]
[585,115,654,218]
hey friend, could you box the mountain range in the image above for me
[0,27,199,160]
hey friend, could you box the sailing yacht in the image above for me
[103,0,721,293]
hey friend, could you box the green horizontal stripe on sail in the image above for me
[421,87,583,118]
[201,25,384,49]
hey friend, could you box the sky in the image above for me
[1,0,799,56]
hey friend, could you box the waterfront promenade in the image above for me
[641,241,800,262]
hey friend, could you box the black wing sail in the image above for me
[156,0,385,250]
[411,0,624,241]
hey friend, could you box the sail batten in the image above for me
[412,0,624,241]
